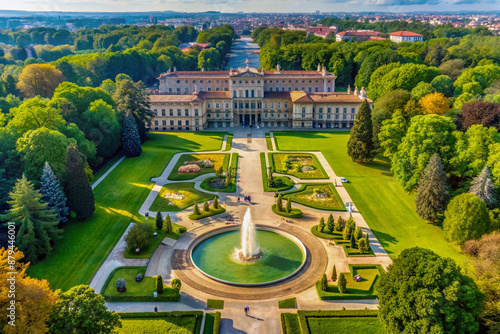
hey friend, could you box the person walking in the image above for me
[244,305,249,316]
[154,305,158,313]
[145,212,149,221]
[237,196,240,203]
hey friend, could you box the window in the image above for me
[315,87,319,92]
[270,87,273,92]
[216,103,220,109]
[177,109,181,116]
[239,103,243,108]
[319,115,323,120]
[302,107,306,113]
[208,80,211,83]
[308,87,312,92]
[207,87,211,91]
[193,80,196,83]
[186,120,190,125]
[216,88,219,91]
[234,102,238,109]
[285,103,288,108]
[327,114,331,120]
[327,87,331,92]
[271,113,275,119]
[185,88,189,93]
[195,109,199,116]
[302,114,305,119]
[154,120,158,125]
[170,120,174,125]
[176,88,180,92]
[200,80,203,83]
[161,109,166,116]
[343,108,347,113]
[271,103,274,109]
[257,102,262,108]
[169,88,172,92]
[233,81,236,84]
[327,108,331,113]
[195,120,199,125]
[351,115,355,120]
[207,114,211,118]
[177,80,180,83]
[264,113,268,118]
[207,103,211,109]
[178,120,182,125]
[251,90,254,98]
[185,109,189,116]
[343,115,347,120]
[162,120,166,125]
[319,108,323,113]
[153,109,158,116]
[335,108,339,113]
[233,90,237,97]
[225,103,229,109]
[277,102,281,109]
[335,115,339,120]
[277,113,281,119]
[251,103,255,109]
[169,109,173,116]
[284,113,288,118]
[225,113,229,118]
[282,87,285,91]
[245,90,249,98]
[245,103,249,108]
[288,87,292,91]
[351,108,355,113]
[216,113,220,118]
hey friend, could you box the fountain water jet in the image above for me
[236,208,263,262]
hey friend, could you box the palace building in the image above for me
[149,62,372,131]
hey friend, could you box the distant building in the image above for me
[389,31,423,43]
[451,21,463,27]
[306,25,337,38]
[335,30,381,42]
[149,64,372,130]
[179,42,211,52]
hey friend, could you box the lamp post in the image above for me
[345,202,353,218]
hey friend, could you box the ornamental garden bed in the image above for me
[101,266,180,302]
[203,312,221,334]
[316,265,384,300]
[150,183,216,212]
[269,153,328,179]
[280,184,345,211]
[118,311,203,334]
[168,153,230,181]
[123,222,184,259]
[260,153,295,192]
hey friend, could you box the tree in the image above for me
[193,203,201,216]
[115,278,126,293]
[325,216,334,233]
[391,115,456,192]
[40,162,69,225]
[225,167,232,186]
[420,92,450,115]
[8,96,65,134]
[66,143,95,220]
[338,273,347,294]
[171,278,182,291]
[48,285,122,334]
[155,211,163,230]
[443,193,491,245]
[16,127,68,182]
[285,198,292,213]
[469,165,498,208]
[156,275,164,294]
[121,114,142,157]
[16,64,64,98]
[320,273,328,291]
[358,238,367,254]
[267,168,275,187]
[198,47,221,70]
[2,175,61,264]
[414,154,450,222]
[164,214,173,234]
[277,194,283,212]
[377,247,483,334]
[124,222,151,250]
[0,248,57,334]
[378,111,407,160]
[319,217,325,232]
[350,233,356,248]
[431,75,453,97]
[364,234,370,252]
[335,216,343,231]
[457,101,500,131]
[113,79,153,142]
[203,200,210,212]
[347,100,375,163]
[213,197,219,209]
[331,265,337,282]
[411,82,436,100]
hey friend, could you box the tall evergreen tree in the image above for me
[121,114,142,157]
[193,203,200,216]
[285,197,292,213]
[267,168,275,188]
[338,273,347,293]
[66,143,95,220]
[212,197,219,209]
[319,217,325,232]
[40,162,69,225]
[320,273,328,291]
[331,265,337,282]
[347,100,375,163]
[203,200,210,212]
[415,153,450,222]
[2,175,61,263]
[164,214,173,233]
[155,211,163,230]
[277,194,283,212]
[469,164,498,208]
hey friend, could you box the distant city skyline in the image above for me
[1,0,499,14]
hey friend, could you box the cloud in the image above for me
[363,0,442,5]
[452,0,497,4]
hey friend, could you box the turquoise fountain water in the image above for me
[191,209,305,285]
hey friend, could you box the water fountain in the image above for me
[236,209,263,262]
[190,208,306,285]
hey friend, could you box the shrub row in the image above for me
[297,309,379,334]
[272,204,303,218]
[265,133,273,150]
[224,134,233,151]
[118,311,203,319]
[189,207,226,220]
[315,281,378,301]
[105,290,180,302]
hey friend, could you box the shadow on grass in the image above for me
[370,229,398,255]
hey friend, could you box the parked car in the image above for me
[340,177,348,183]
[136,273,144,282]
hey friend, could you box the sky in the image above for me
[1,0,499,13]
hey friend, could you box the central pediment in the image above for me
[229,67,264,77]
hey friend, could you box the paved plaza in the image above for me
[90,128,391,333]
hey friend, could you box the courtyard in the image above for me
[28,129,464,334]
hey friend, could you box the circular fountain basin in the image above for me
[191,226,306,286]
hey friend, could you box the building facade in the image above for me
[335,30,381,42]
[149,64,372,131]
[389,31,424,43]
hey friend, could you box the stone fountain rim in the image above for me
[189,225,308,287]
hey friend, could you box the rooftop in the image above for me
[389,31,423,37]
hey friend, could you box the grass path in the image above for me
[28,132,226,291]
[274,131,463,263]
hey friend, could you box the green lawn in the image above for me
[269,153,328,179]
[281,184,345,211]
[28,132,226,291]
[188,207,226,220]
[224,134,233,151]
[308,317,385,334]
[279,297,297,309]
[168,153,230,180]
[102,266,179,301]
[265,132,273,150]
[123,222,184,259]
[274,132,463,263]
[203,312,221,334]
[260,153,295,192]
[118,312,202,334]
[150,183,217,212]
[207,299,224,309]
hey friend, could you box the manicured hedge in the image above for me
[282,312,301,334]
[261,153,295,192]
[310,225,337,240]
[279,183,346,211]
[203,312,221,334]
[224,134,233,151]
[207,299,224,309]
[279,297,297,309]
[269,152,329,179]
[297,309,379,334]
[118,311,203,319]
[200,177,236,192]
[343,245,375,257]
[189,207,226,220]
[315,281,378,301]
[272,204,303,218]
[105,291,180,302]
[265,133,273,150]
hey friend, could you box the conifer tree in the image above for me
[327,215,335,232]
[338,273,347,293]
[121,113,142,157]
[213,197,219,209]
[319,217,325,232]
[164,214,173,233]
[40,162,69,225]
[335,216,343,231]
[343,225,350,240]
[277,194,283,212]
[155,211,163,230]
[354,226,363,241]
[347,100,375,163]
[364,234,370,252]
[320,273,328,291]
[225,167,232,186]
[415,153,450,222]
[2,175,61,263]
[193,203,200,216]
[267,168,275,188]
[286,197,292,213]
[469,164,498,208]
[358,238,367,254]
[350,233,356,248]
[156,275,164,294]
[66,143,95,220]
[331,265,337,282]
[203,200,210,212]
